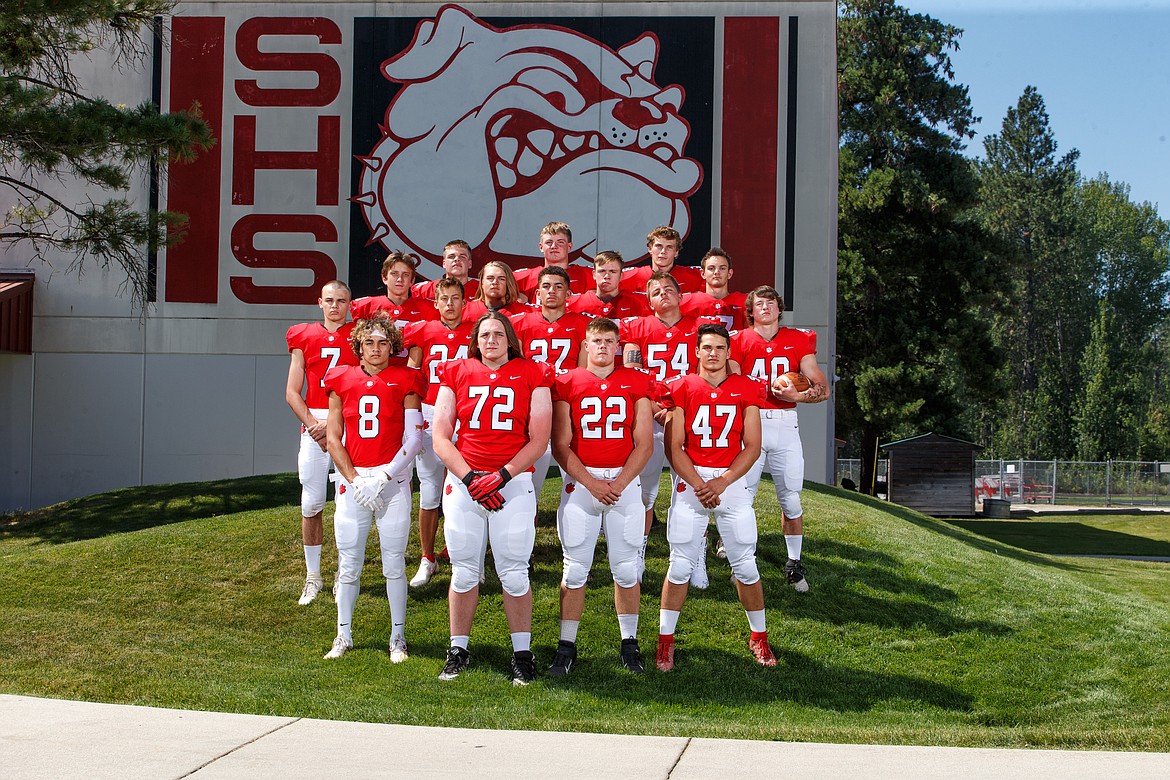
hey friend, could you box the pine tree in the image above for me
[837,0,1006,492]
[1,1,213,309]
[978,86,1088,458]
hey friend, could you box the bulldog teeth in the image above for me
[588,133,601,150]
[517,146,543,177]
[495,137,519,165]
[652,146,673,161]
[489,115,510,137]
[528,129,554,155]
[495,162,517,189]
[563,134,584,151]
[551,144,566,160]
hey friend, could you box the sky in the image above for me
[897,0,1170,220]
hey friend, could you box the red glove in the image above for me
[477,491,505,511]
[468,468,511,500]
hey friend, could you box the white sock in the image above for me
[336,582,359,642]
[659,608,680,636]
[451,635,470,650]
[386,577,407,642]
[785,534,803,560]
[510,631,532,653]
[304,544,322,576]
[745,608,767,633]
[559,620,580,643]
[617,613,639,640]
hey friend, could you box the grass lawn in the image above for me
[3,476,1169,750]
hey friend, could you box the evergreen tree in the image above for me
[977,86,1088,458]
[837,0,1005,492]
[1,1,213,309]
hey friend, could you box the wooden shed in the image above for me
[881,433,983,517]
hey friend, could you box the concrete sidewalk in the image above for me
[3,694,1169,779]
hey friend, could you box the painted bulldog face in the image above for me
[355,5,703,269]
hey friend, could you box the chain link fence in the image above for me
[836,459,1170,507]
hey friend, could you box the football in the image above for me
[780,371,811,392]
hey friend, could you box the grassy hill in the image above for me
[2,475,1168,750]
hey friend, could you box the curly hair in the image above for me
[349,314,404,358]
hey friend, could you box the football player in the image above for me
[620,271,721,586]
[462,261,534,321]
[680,248,747,331]
[411,239,479,301]
[731,286,830,592]
[656,323,775,671]
[404,278,473,587]
[322,315,427,662]
[284,280,359,605]
[513,221,592,301]
[511,266,592,500]
[351,250,439,329]
[620,226,703,295]
[566,251,650,320]
[550,317,655,675]
[432,312,553,686]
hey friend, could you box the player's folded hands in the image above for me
[468,469,510,500]
[476,491,505,511]
[351,475,386,513]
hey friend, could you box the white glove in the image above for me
[351,475,387,514]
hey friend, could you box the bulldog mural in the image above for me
[354,5,704,270]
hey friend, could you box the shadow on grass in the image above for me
[944,520,1170,557]
[1,474,300,545]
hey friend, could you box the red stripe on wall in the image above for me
[720,17,780,294]
[166,17,225,304]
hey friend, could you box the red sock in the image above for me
[750,631,768,642]
[657,633,675,646]
[422,554,435,562]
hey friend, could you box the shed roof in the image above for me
[881,432,983,450]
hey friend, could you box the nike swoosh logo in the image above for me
[730,393,742,397]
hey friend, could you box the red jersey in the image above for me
[620,314,723,381]
[439,358,553,471]
[680,291,747,332]
[566,290,650,319]
[403,319,473,404]
[350,295,439,328]
[553,367,657,468]
[620,264,704,295]
[461,299,535,323]
[510,310,592,371]
[323,364,428,467]
[730,327,817,410]
[287,322,359,409]
[662,373,767,468]
[411,277,479,301]
[513,264,593,300]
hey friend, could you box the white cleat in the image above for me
[298,575,324,606]
[389,638,410,664]
[324,635,352,660]
[409,558,439,588]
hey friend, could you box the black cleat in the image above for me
[511,650,537,686]
[619,638,645,674]
[548,640,577,677]
[438,646,470,680]
[785,558,810,593]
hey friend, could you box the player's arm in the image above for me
[406,345,423,369]
[326,391,358,483]
[431,385,472,479]
[798,353,830,403]
[504,386,552,477]
[612,397,654,494]
[665,406,704,491]
[286,349,328,448]
[622,341,643,370]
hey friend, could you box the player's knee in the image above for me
[611,557,640,589]
[301,488,326,517]
[666,553,694,585]
[498,565,530,598]
[450,564,480,594]
[561,558,590,590]
[418,480,441,511]
[777,490,803,519]
[729,553,760,586]
[335,563,361,586]
[382,556,406,581]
